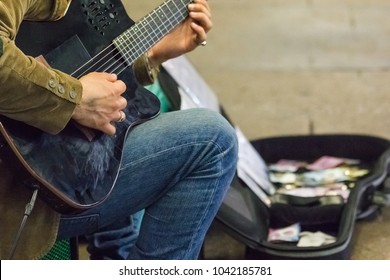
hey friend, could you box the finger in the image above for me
[189,13,212,32]
[117,110,126,122]
[100,72,126,96]
[107,96,127,115]
[96,72,125,91]
[99,72,118,82]
[188,8,212,33]
[101,122,116,136]
[190,0,211,18]
[189,9,212,45]
[190,22,207,45]
[113,79,127,95]
[100,72,126,94]
[108,108,126,122]
[117,95,127,110]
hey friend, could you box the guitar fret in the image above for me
[136,7,170,53]
[136,21,150,56]
[147,11,160,42]
[113,0,191,66]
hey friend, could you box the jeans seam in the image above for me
[184,140,225,258]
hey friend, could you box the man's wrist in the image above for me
[132,52,160,86]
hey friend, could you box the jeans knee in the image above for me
[196,108,238,172]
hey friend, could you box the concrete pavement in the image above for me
[124,0,390,260]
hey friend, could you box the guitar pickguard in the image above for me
[44,35,91,74]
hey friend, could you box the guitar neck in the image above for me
[113,0,191,65]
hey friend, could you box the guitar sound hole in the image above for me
[81,0,119,35]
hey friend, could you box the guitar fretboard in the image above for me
[113,0,191,65]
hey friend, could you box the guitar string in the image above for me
[108,0,190,75]
[115,1,189,127]
[71,0,189,79]
[112,9,187,75]
[73,4,185,78]
[97,1,187,76]
[70,2,180,77]
[110,0,188,74]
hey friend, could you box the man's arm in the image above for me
[0,0,82,134]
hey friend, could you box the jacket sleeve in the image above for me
[0,0,81,135]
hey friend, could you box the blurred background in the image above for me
[123,0,390,259]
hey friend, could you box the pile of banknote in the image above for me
[267,155,370,201]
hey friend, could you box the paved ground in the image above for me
[119,0,390,260]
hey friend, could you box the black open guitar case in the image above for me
[216,134,390,260]
[159,57,390,260]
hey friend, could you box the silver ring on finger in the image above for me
[117,111,126,122]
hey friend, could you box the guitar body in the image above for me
[0,0,161,213]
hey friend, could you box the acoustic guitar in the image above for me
[0,0,191,213]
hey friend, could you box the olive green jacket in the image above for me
[0,0,154,259]
[0,0,77,261]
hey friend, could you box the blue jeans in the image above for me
[57,108,238,259]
